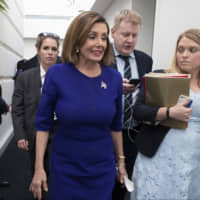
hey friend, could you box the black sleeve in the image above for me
[11,74,26,140]
[133,83,160,123]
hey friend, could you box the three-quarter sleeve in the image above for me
[35,67,57,131]
[110,73,123,131]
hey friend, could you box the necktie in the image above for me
[119,55,132,128]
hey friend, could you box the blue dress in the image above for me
[131,90,200,200]
[35,63,122,200]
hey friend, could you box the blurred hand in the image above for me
[29,169,48,200]
[116,163,128,185]
[2,104,9,114]
[123,78,136,94]
[170,100,192,122]
[6,104,10,113]
[17,139,29,151]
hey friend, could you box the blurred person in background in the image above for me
[12,32,60,199]
[14,32,62,81]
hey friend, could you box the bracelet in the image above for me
[118,155,126,160]
[166,107,170,119]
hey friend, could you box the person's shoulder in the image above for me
[102,64,122,80]
[24,66,39,74]
[102,64,119,74]
[22,55,39,70]
[18,66,39,78]
[15,67,39,84]
[46,63,72,83]
[17,59,27,68]
[26,55,38,63]
[47,63,69,72]
[46,63,72,78]
[134,49,152,59]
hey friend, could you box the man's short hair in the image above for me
[114,9,142,28]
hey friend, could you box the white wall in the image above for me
[132,0,156,55]
[23,0,76,58]
[24,39,36,59]
[24,16,72,40]
[23,15,70,58]
[0,0,24,155]
[23,0,97,58]
[152,0,200,69]
[103,0,132,28]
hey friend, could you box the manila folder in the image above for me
[144,75,190,129]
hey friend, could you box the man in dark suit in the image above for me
[0,84,9,189]
[11,34,59,199]
[111,9,153,200]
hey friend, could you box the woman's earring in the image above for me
[76,48,79,54]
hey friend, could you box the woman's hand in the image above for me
[116,162,128,185]
[170,100,193,122]
[29,168,48,200]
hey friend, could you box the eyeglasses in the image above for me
[38,32,60,40]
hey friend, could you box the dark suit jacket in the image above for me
[23,55,39,71]
[23,55,62,71]
[14,55,62,81]
[110,49,153,84]
[12,67,41,152]
[133,69,170,157]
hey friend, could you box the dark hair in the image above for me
[61,11,112,66]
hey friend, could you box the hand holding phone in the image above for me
[129,79,140,86]
[177,95,193,107]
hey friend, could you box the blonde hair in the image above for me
[62,11,112,66]
[114,9,142,29]
[168,29,200,73]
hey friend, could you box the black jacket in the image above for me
[14,55,62,81]
[11,67,41,151]
[133,69,170,157]
[110,49,153,87]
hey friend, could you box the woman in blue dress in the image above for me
[131,28,200,200]
[29,11,127,200]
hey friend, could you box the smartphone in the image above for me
[129,79,140,86]
[177,95,193,107]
